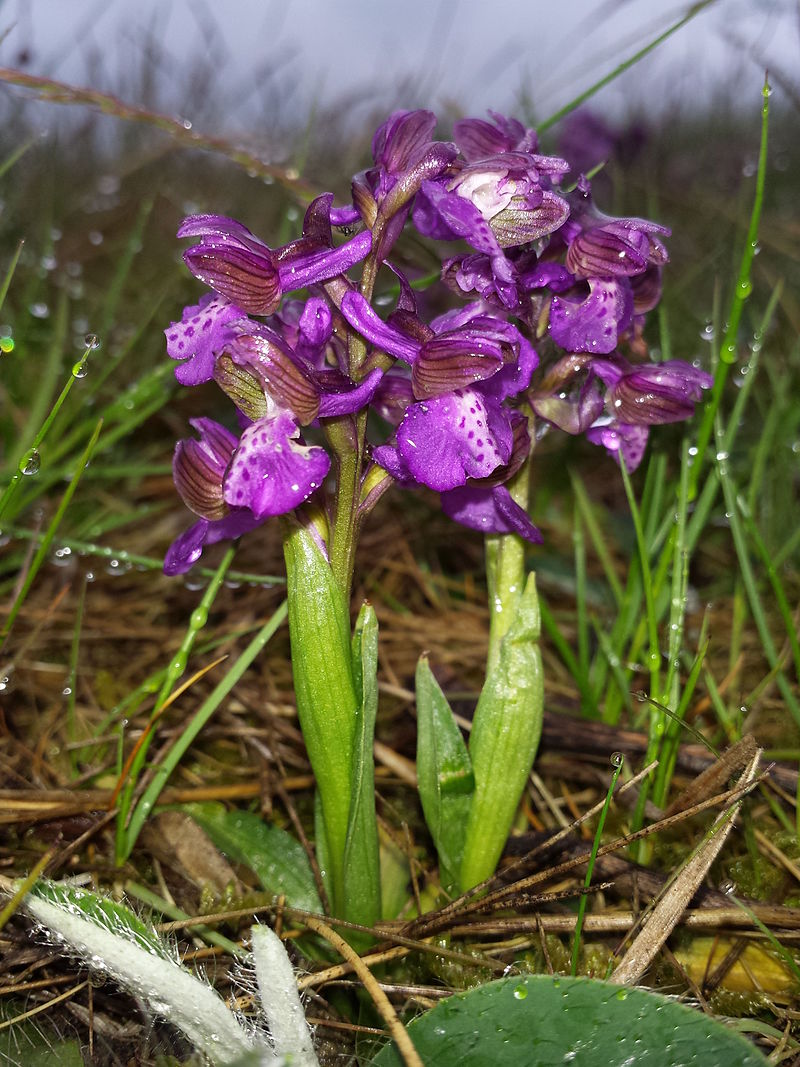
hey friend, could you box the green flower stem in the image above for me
[485,454,531,675]
[283,522,359,916]
[326,413,366,601]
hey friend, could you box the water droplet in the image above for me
[88,230,103,246]
[84,333,100,350]
[699,322,714,342]
[737,279,752,300]
[610,751,624,769]
[0,335,14,353]
[181,118,193,130]
[72,360,88,378]
[0,676,9,691]
[62,686,72,697]
[190,607,208,630]
[20,448,41,476]
[29,302,49,319]
[715,450,729,461]
[513,983,528,1000]
[615,988,629,1000]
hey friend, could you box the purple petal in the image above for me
[165,294,245,385]
[550,277,634,355]
[183,241,280,315]
[394,389,513,491]
[611,361,713,424]
[277,229,372,291]
[371,441,416,485]
[163,511,263,576]
[454,113,536,159]
[440,485,543,542]
[317,367,384,417]
[340,292,420,363]
[223,411,330,518]
[372,110,437,173]
[372,371,415,425]
[173,418,238,520]
[586,421,649,471]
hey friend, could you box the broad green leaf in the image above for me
[415,655,474,891]
[461,572,543,890]
[283,524,358,913]
[343,602,381,929]
[185,802,322,914]
[371,974,770,1067]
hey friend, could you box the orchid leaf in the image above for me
[343,601,381,930]
[461,571,543,891]
[184,802,322,914]
[415,655,474,893]
[372,974,769,1066]
[283,523,358,915]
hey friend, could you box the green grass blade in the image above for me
[0,418,103,648]
[691,77,770,495]
[537,2,714,133]
[122,599,288,858]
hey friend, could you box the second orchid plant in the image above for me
[161,110,711,923]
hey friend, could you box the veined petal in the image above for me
[412,334,504,399]
[394,389,513,491]
[172,418,238,520]
[231,334,319,425]
[223,412,330,518]
[165,294,245,385]
[441,485,542,542]
[183,240,281,315]
[213,353,269,422]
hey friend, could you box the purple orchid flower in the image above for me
[591,357,714,424]
[164,411,331,573]
[341,292,537,493]
[178,198,372,317]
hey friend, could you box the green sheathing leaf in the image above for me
[415,656,474,892]
[343,602,381,928]
[185,802,322,914]
[283,524,357,915]
[460,572,543,891]
[372,974,770,1067]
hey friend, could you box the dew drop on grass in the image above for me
[84,333,101,350]
[72,360,88,378]
[610,751,624,769]
[20,448,41,476]
[190,607,208,630]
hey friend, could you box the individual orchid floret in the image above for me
[165,294,249,386]
[564,184,669,280]
[228,321,383,425]
[178,204,372,316]
[592,357,713,425]
[341,292,537,400]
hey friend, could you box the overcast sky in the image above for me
[0,0,796,130]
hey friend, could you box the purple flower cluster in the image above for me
[164,109,711,574]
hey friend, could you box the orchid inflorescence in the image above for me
[164,109,711,577]
[162,109,712,913]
